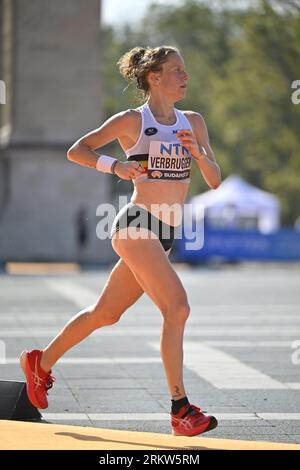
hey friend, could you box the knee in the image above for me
[90,302,122,329]
[163,298,190,325]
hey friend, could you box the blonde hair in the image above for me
[117,45,180,98]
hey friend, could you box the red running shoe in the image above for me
[20,349,55,409]
[171,404,218,437]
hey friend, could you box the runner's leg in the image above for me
[112,228,190,401]
[40,257,144,372]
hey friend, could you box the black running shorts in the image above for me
[110,202,175,252]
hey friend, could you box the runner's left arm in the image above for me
[176,112,221,189]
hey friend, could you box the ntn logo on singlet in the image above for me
[149,140,190,158]
[160,142,189,156]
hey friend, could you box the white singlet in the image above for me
[126,101,193,184]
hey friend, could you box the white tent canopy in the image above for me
[190,175,281,233]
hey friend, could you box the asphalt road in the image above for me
[1,263,300,444]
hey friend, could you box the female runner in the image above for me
[20,45,221,437]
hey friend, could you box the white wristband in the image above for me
[96,155,117,174]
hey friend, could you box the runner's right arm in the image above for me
[67,111,144,180]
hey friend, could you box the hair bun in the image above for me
[130,47,147,67]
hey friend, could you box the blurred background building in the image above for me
[0,0,115,264]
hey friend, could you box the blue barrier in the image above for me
[175,227,300,262]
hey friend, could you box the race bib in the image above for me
[147,141,192,180]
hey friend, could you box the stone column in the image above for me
[0,0,117,264]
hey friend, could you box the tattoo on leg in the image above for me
[172,386,182,399]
